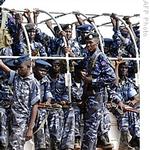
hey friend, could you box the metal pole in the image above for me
[116,15,140,86]
[39,9,72,103]
[75,11,104,53]
[21,23,32,57]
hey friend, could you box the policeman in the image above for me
[80,33,124,150]
[0,59,15,150]
[71,63,84,149]
[115,61,140,150]
[51,24,81,57]
[0,54,41,150]
[76,24,94,45]
[110,14,134,57]
[48,60,75,150]
[24,23,47,56]
[33,59,53,150]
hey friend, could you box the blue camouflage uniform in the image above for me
[81,46,117,150]
[33,60,53,150]
[48,72,75,150]
[0,71,13,150]
[112,28,134,57]
[71,79,84,142]
[19,23,48,56]
[116,78,140,139]
[50,24,81,57]
[6,55,41,150]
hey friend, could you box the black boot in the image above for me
[118,131,134,150]
[129,136,140,150]
[97,133,114,150]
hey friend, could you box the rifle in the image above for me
[107,101,139,115]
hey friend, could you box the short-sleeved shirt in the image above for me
[39,75,53,102]
[9,70,40,117]
[49,74,68,103]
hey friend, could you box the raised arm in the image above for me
[0,59,11,74]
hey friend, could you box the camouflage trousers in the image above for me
[116,111,140,138]
[73,105,82,139]
[8,109,28,150]
[97,109,111,137]
[34,109,50,150]
[47,107,75,150]
[81,93,110,150]
[0,107,11,150]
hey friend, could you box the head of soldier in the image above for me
[0,0,5,6]
[51,60,61,74]
[120,27,130,38]
[25,23,37,41]
[85,33,99,52]
[34,59,51,80]
[76,24,94,43]
[14,54,32,77]
[118,61,128,78]
[61,24,72,40]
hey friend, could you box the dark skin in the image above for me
[33,66,52,106]
[0,59,39,141]
[50,61,67,106]
[81,38,99,84]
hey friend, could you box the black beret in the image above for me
[14,54,31,66]
[25,23,37,32]
[35,59,51,69]
[85,32,99,41]
[61,24,72,31]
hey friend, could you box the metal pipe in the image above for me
[21,23,32,57]
[76,12,104,53]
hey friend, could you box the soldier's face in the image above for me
[17,63,31,77]
[119,65,128,77]
[36,68,47,79]
[52,63,60,73]
[64,29,72,40]
[28,31,36,40]
[85,39,98,52]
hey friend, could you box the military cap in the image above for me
[3,58,16,68]
[61,24,72,31]
[104,38,113,47]
[25,23,37,32]
[0,0,5,5]
[35,59,51,69]
[85,32,99,41]
[14,54,31,66]
[76,24,94,33]
[52,59,61,64]
[119,61,129,68]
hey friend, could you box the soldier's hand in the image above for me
[33,8,40,18]
[60,101,66,106]
[118,101,126,111]
[115,57,125,66]
[23,9,32,20]
[87,17,94,23]
[123,16,131,25]
[26,128,33,141]
[81,74,92,84]
[15,13,23,24]
[59,30,66,37]
[64,47,72,54]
